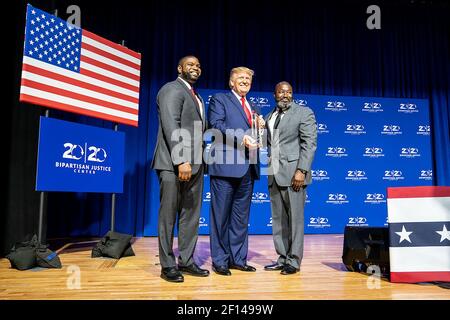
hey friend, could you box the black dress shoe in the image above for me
[264,263,284,271]
[212,265,231,276]
[178,264,210,277]
[230,264,256,272]
[280,265,299,275]
[161,267,184,282]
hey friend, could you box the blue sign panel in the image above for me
[36,117,125,192]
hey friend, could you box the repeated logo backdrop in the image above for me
[196,90,432,234]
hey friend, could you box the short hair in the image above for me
[275,81,293,92]
[229,66,254,88]
[178,55,198,67]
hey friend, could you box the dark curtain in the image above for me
[3,0,449,255]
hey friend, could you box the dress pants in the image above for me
[157,166,204,268]
[268,181,306,269]
[209,167,255,268]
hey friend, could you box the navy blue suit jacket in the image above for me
[207,91,260,179]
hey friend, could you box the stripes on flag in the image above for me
[387,186,450,283]
[19,4,141,127]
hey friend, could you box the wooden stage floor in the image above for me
[0,235,449,300]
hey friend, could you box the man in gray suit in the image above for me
[264,81,317,275]
[151,55,209,282]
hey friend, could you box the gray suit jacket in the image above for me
[265,103,317,187]
[151,78,206,175]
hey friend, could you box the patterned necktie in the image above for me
[241,96,251,124]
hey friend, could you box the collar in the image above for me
[231,90,246,102]
[178,76,192,90]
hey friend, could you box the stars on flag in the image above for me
[395,225,413,243]
[25,6,82,73]
[394,224,450,244]
[21,4,141,127]
[436,225,450,243]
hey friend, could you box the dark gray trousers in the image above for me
[157,166,204,268]
[268,182,306,269]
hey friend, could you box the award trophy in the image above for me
[251,111,263,147]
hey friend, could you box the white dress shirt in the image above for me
[232,90,252,117]
[268,108,285,140]
[178,77,203,119]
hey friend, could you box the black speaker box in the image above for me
[342,226,390,275]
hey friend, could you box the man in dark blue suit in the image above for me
[207,67,264,276]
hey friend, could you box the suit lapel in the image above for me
[176,78,203,120]
[198,95,206,130]
[226,92,250,127]
[265,108,276,146]
[277,104,295,138]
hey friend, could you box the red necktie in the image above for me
[191,87,203,118]
[241,96,251,124]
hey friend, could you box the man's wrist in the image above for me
[297,169,308,175]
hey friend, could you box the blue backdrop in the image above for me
[23,0,446,239]
[143,90,432,235]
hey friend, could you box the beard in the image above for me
[181,70,198,83]
[276,100,292,111]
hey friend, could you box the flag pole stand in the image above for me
[109,40,126,233]
[36,8,59,246]
[110,121,119,232]
[37,109,50,245]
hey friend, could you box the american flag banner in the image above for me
[20,4,141,126]
[387,186,450,283]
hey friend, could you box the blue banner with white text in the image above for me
[36,116,125,193]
